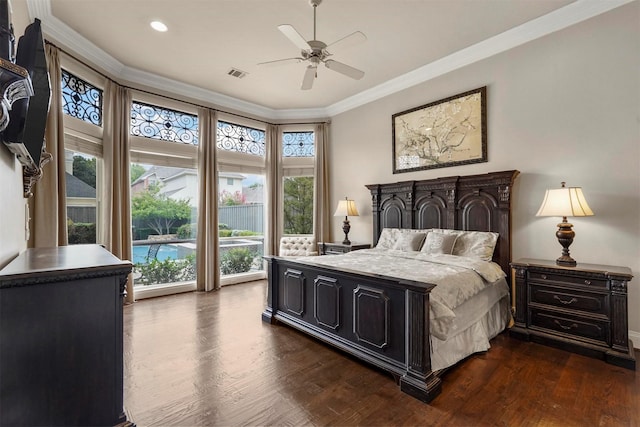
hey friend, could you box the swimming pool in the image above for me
[132,245,178,264]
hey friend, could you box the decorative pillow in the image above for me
[392,231,427,252]
[376,228,400,249]
[420,232,458,255]
[431,229,499,261]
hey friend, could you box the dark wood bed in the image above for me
[262,170,520,402]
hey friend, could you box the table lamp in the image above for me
[536,181,594,266]
[334,197,359,245]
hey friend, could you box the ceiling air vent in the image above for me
[227,68,248,79]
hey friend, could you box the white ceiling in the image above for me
[13,0,632,119]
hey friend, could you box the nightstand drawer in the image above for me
[529,308,610,346]
[529,284,609,317]
[528,271,608,289]
[326,246,348,255]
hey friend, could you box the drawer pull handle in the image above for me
[554,295,578,305]
[541,274,548,280]
[584,280,591,285]
[554,320,578,331]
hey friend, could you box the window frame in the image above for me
[60,56,106,245]
[280,124,315,236]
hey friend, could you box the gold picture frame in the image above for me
[392,86,487,173]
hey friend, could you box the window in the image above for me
[131,164,198,293]
[216,117,267,285]
[218,173,265,284]
[282,129,315,236]
[130,101,198,144]
[283,176,313,234]
[61,69,103,126]
[217,120,265,156]
[60,64,105,245]
[129,96,199,298]
[65,149,100,244]
[283,131,314,157]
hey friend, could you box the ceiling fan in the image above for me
[258,0,366,90]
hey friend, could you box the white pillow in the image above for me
[420,232,458,255]
[376,228,400,249]
[431,229,499,261]
[392,231,427,252]
[376,228,430,251]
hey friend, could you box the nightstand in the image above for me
[510,258,635,370]
[318,242,371,255]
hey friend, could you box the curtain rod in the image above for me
[45,41,329,127]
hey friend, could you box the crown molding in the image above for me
[26,0,634,121]
[326,0,636,116]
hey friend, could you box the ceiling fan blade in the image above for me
[278,24,310,51]
[324,59,364,80]
[257,57,304,67]
[326,31,367,52]
[301,65,316,90]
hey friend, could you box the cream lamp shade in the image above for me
[333,199,359,217]
[536,182,594,266]
[536,186,594,218]
[334,198,358,245]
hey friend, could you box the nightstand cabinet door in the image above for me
[510,258,635,370]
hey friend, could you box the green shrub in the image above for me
[218,223,230,230]
[220,248,256,275]
[68,222,96,244]
[177,223,197,239]
[135,254,196,286]
[219,229,232,237]
[231,229,259,237]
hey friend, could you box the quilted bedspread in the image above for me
[295,248,506,339]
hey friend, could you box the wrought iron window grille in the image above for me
[130,101,199,145]
[61,69,103,126]
[283,131,314,157]
[216,120,265,156]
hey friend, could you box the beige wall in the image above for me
[329,3,640,339]
[0,148,27,268]
[0,0,33,267]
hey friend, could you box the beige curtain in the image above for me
[265,124,282,255]
[196,108,220,291]
[28,44,68,248]
[102,81,134,303]
[314,123,331,243]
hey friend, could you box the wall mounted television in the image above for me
[0,0,52,197]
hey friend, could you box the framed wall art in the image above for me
[392,86,487,173]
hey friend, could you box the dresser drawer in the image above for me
[529,284,609,317]
[528,271,608,289]
[529,308,610,346]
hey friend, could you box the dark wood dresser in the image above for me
[318,242,371,255]
[0,245,133,426]
[510,258,635,370]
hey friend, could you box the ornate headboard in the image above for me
[366,170,519,282]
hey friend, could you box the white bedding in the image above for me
[295,248,507,340]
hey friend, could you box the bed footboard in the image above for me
[261,256,442,403]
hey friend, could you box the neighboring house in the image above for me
[131,165,246,208]
[65,172,97,224]
[243,184,264,204]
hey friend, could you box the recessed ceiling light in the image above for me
[150,21,168,32]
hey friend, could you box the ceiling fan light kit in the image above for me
[258,0,366,90]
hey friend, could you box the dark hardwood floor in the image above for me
[123,280,640,426]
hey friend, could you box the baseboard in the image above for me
[629,330,640,349]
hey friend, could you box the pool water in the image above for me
[132,245,178,264]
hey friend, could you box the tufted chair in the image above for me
[279,236,318,257]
